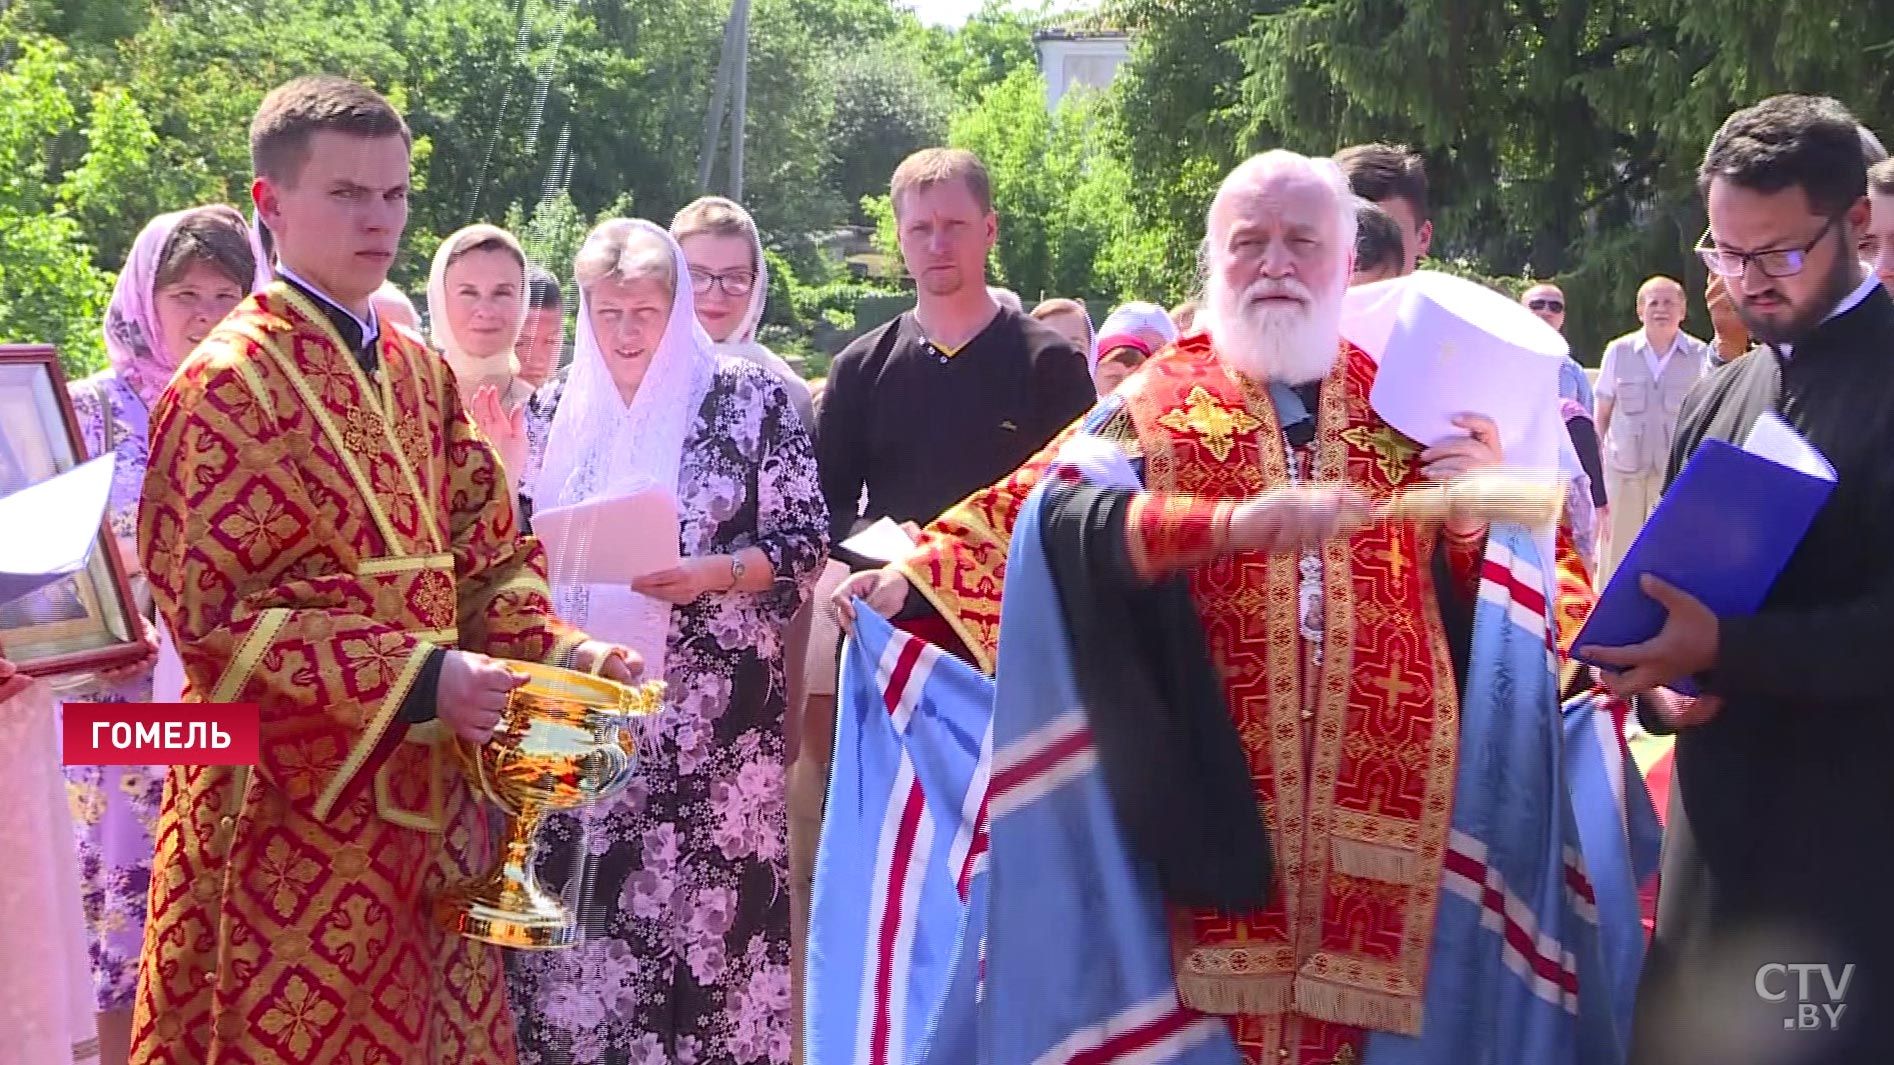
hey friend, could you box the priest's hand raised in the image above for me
[831,567,910,634]
[437,650,531,745]
[1227,486,1372,556]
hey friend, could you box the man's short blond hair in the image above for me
[890,148,993,218]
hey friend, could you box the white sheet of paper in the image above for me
[533,486,682,583]
[840,517,916,566]
[1368,272,1568,460]
[1359,272,1569,569]
[1741,411,1836,481]
[0,455,115,606]
[1339,275,1410,362]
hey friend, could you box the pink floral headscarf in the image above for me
[102,204,263,409]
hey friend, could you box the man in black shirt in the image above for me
[815,148,1093,568]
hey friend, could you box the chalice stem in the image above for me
[499,801,539,874]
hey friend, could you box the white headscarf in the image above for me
[426,223,529,403]
[1097,301,1181,355]
[671,199,813,425]
[533,219,716,681]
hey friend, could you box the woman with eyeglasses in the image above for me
[671,197,830,1060]
[672,197,814,427]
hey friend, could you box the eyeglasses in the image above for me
[1527,298,1564,313]
[689,268,756,297]
[1696,216,1839,279]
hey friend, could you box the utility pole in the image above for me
[696,0,751,199]
[728,0,749,202]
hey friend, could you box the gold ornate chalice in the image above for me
[435,659,666,949]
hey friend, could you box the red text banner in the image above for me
[62,703,260,765]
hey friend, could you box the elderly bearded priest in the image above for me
[836,150,1613,1065]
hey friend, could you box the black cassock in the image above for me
[1631,283,1894,1064]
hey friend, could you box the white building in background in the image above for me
[1033,24,1132,110]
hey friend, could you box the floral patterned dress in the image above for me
[62,369,166,1013]
[509,359,829,1065]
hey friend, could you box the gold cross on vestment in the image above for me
[1155,385,1262,463]
[342,407,383,456]
[1372,671,1416,706]
[1380,541,1407,585]
[1341,423,1417,484]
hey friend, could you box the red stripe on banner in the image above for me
[870,780,927,1065]
[1565,862,1596,908]
[1064,1005,1200,1065]
[1443,845,1579,995]
[882,634,927,719]
[989,725,1094,801]
[1481,558,1548,617]
[958,809,988,901]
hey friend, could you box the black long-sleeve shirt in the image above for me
[1564,413,1608,507]
[815,307,1093,567]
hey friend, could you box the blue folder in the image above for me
[1573,436,1835,696]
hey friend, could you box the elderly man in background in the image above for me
[1595,276,1710,580]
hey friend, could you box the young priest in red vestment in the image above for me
[130,75,637,1065]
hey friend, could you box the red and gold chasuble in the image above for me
[130,285,588,1065]
[897,336,1596,1065]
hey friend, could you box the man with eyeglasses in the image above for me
[1522,281,1610,573]
[1520,282,1597,412]
[1593,276,1710,582]
[1701,125,1886,367]
[1580,95,1894,1065]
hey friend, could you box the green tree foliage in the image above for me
[826,44,952,224]
[914,0,1041,105]
[0,0,994,366]
[20,0,1880,378]
[1106,0,1270,298]
[0,39,115,374]
[1233,0,1894,360]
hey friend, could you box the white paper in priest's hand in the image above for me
[1339,275,1409,363]
[1366,271,1568,474]
[839,517,917,567]
[1742,410,1836,481]
[533,486,682,584]
[0,454,115,608]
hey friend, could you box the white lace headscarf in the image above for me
[532,219,716,682]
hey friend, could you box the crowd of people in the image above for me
[3,67,1891,1065]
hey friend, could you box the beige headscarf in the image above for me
[426,223,532,408]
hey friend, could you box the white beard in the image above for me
[1206,276,1344,385]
